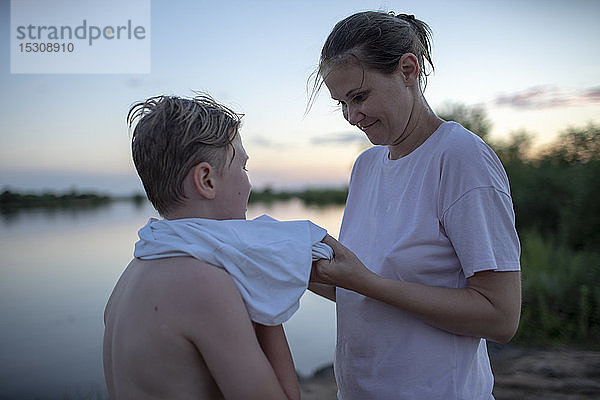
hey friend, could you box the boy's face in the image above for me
[215,133,251,220]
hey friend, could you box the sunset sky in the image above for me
[1,0,599,195]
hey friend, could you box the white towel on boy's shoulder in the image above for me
[134,214,333,326]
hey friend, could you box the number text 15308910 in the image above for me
[19,43,75,53]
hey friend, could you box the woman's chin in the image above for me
[365,134,385,146]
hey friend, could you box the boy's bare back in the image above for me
[103,256,289,399]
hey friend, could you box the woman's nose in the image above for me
[345,105,364,126]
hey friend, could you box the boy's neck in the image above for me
[164,205,212,221]
[164,204,243,221]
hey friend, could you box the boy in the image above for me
[103,94,300,399]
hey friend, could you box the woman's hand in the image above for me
[311,235,378,292]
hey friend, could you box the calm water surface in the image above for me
[0,200,343,399]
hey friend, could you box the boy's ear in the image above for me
[191,162,217,200]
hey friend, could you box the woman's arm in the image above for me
[308,262,336,301]
[254,324,300,400]
[307,282,336,301]
[313,235,521,343]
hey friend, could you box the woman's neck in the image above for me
[388,98,443,160]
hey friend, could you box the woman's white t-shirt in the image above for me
[336,122,521,400]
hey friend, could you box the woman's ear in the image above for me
[398,53,420,86]
[191,162,216,200]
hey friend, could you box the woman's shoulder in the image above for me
[354,145,386,165]
[434,122,510,193]
[358,144,386,157]
[347,146,386,183]
[435,121,488,151]
[433,121,499,165]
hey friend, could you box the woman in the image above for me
[309,11,521,400]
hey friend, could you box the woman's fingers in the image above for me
[321,234,351,258]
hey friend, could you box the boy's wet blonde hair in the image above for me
[128,94,242,216]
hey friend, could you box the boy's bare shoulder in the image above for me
[106,257,241,323]
[159,257,242,310]
[166,256,236,289]
[123,257,255,356]
[135,256,239,300]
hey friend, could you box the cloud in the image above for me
[495,85,600,109]
[583,86,600,101]
[311,131,365,145]
[247,132,368,149]
[247,136,287,149]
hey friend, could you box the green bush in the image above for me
[515,230,600,346]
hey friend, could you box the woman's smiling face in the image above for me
[323,61,416,147]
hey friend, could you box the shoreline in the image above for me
[299,345,600,400]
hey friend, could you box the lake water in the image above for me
[0,200,343,399]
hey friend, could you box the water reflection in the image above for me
[0,200,342,398]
